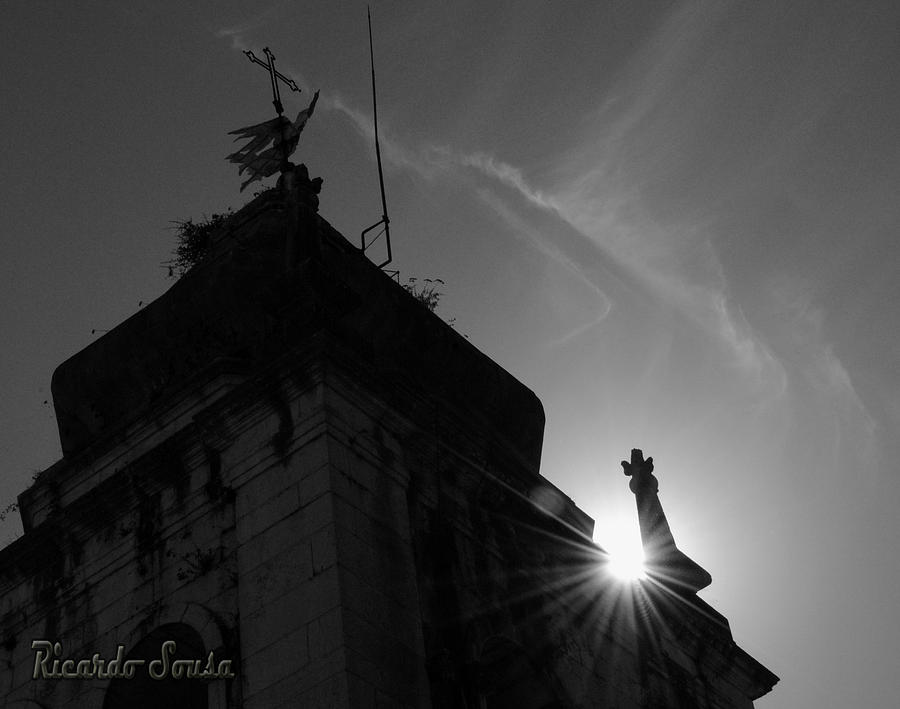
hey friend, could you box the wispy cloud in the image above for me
[216,4,285,52]
[458,144,879,474]
[216,24,254,52]
[327,94,439,179]
[709,292,787,399]
[327,97,780,374]
[544,313,612,350]
[766,280,879,468]
[473,188,609,303]
[439,142,785,391]
[441,150,558,212]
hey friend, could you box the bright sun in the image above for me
[607,546,647,581]
[596,514,647,581]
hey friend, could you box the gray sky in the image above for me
[2,2,899,707]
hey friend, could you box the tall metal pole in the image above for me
[369,8,389,234]
[360,5,392,268]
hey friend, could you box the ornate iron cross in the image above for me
[243,47,300,116]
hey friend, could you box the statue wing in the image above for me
[289,90,319,136]
[227,115,290,138]
[238,150,283,190]
[226,91,320,190]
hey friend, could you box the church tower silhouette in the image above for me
[0,168,776,708]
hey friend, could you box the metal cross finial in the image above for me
[243,47,301,116]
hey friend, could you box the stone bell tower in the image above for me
[0,168,776,708]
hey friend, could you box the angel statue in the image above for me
[226,90,320,191]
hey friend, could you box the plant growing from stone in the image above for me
[402,277,444,313]
[165,210,234,278]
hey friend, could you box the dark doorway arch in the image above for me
[102,623,208,709]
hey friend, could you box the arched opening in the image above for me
[102,623,208,709]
